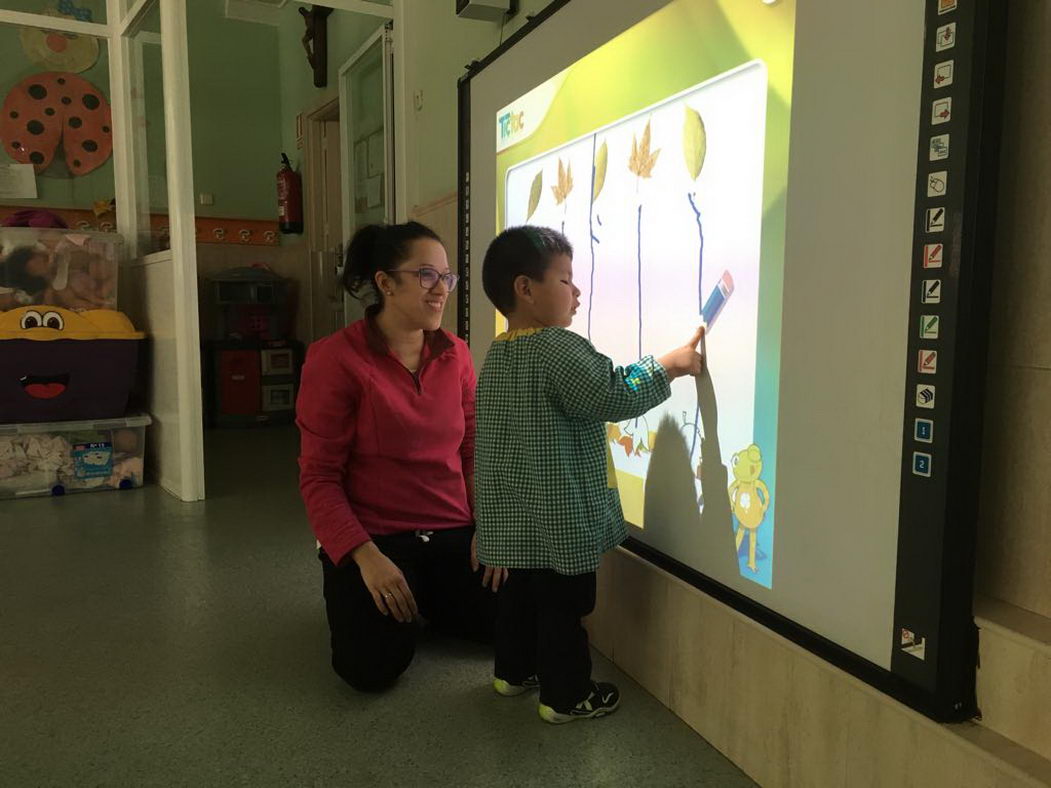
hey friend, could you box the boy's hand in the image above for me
[658,325,705,379]
[471,531,507,592]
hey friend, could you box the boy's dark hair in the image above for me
[482,226,573,316]
[342,221,442,304]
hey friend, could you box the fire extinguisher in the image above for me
[277,153,303,234]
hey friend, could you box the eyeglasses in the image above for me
[385,267,459,291]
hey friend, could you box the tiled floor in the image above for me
[0,427,752,786]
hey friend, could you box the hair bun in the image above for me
[341,221,442,305]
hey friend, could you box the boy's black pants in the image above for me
[494,568,597,711]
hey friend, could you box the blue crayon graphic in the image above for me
[701,270,735,330]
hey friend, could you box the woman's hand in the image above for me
[352,541,418,623]
[471,532,508,593]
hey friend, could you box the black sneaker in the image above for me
[493,675,540,697]
[538,681,620,724]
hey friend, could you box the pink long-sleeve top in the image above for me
[296,316,476,566]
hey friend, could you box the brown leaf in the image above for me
[551,157,574,205]
[628,119,661,179]
[640,148,661,178]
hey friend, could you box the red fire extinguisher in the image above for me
[277,153,303,234]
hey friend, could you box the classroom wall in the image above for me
[974,0,1051,621]
[276,2,386,175]
[186,2,283,220]
[400,0,549,211]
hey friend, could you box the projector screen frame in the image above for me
[457,0,1007,722]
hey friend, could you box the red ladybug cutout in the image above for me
[1,72,112,176]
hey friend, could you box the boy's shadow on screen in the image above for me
[641,367,738,582]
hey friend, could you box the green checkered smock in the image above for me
[475,327,671,575]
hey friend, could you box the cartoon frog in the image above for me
[728,444,770,573]
[0,306,143,422]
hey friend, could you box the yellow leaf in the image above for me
[527,170,542,219]
[593,140,608,201]
[683,107,707,180]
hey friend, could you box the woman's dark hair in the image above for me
[482,226,573,317]
[341,221,442,304]
[0,247,48,294]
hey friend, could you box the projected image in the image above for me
[495,1,795,588]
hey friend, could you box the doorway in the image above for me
[304,98,345,342]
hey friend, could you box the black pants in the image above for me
[494,569,597,711]
[320,526,496,692]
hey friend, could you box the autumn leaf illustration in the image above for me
[526,170,543,219]
[629,119,661,178]
[683,107,707,180]
[551,158,574,205]
[592,140,608,201]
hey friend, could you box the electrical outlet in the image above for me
[199,193,214,206]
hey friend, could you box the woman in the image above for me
[297,221,504,691]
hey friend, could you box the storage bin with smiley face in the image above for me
[0,306,144,423]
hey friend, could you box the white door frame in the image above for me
[156,0,205,501]
[337,24,394,243]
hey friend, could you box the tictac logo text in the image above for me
[498,110,526,139]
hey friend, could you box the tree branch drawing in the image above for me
[587,137,607,340]
[683,106,708,462]
[628,119,660,359]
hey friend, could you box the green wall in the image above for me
[403,0,549,208]
[0,2,283,220]
[276,2,385,173]
[273,3,386,249]
[186,2,283,219]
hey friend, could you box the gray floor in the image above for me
[0,426,753,787]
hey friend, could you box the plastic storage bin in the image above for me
[0,306,144,423]
[0,227,122,312]
[0,415,150,499]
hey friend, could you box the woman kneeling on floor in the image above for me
[296,221,504,691]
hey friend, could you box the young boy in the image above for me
[474,226,704,723]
